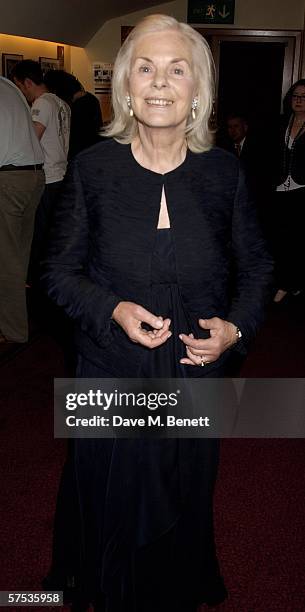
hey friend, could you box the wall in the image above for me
[0,33,71,74]
[70,0,305,92]
[86,0,305,63]
[69,46,91,91]
[203,0,305,30]
[2,0,304,88]
[87,1,183,63]
[71,1,182,92]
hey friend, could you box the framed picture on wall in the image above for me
[39,57,60,77]
[57,45,65,70]
[2,53,23,80]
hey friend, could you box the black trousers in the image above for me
[269,187,305,292]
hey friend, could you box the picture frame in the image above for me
[93,63,113,85]
[2,53,23,80]
[57,45,65,70]
[39,57,60,77]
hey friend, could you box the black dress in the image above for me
[46,229,227,611]
[270,119,305,292]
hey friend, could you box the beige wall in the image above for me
[70,0,305,92]
[69,46,91,91]
[87,1,183,63]
[2,0,304,88]
[87,0,305,60]
[71,1,182,92]
[0,33,71,74]
[204,0,305,30]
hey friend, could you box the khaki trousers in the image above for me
[0,169,45,342]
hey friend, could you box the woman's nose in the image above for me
[152,69,168,89]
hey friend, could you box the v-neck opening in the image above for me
[128,143,190,177]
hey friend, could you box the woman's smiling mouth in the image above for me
[145,98,174,106]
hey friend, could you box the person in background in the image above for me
[222,112,271,239]
[44,70,103,158]
[0,77,45,343]
[225,113,265,187]
[12,60,70,281]
[226,113,249,158]
[272,79,305,302]
[42,14,273,612]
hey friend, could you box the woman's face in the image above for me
[291,85,305,114]
[128,29,197,132]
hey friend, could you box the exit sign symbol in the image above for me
[219,5,230,19]
[188,1,235,24]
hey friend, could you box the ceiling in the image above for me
[0,0,165,46]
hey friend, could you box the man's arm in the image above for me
[33,121,46,140]
[31,97,49,139]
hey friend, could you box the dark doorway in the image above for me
[217,40,285,127]
[198,29,302,132]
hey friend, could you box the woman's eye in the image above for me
[172,67,184,75]
[139,65,151,73]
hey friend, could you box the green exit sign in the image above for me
[188,1,235,24]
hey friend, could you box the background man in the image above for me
[226,113,250,159]
[0,77,45,343]
[12,60,71,281]
[224,113,272,236]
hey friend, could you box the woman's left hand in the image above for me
[179,317,237,366]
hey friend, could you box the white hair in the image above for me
[103,14,215,152]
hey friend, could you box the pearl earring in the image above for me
[191,98,198,120]
[126,95,134,117]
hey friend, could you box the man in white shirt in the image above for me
[12,60,71,281]
[0,76,45,343]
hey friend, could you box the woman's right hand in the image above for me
[112,301,171,348]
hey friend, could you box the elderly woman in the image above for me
[43,14,273,612]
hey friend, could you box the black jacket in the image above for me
[276,116,305,186]
[42,139,273,375]
[220,135,272,198]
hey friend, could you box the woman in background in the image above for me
[43,14,273,612]
[272,79,305,302]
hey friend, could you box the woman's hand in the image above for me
[112,301,171,348]
[179,317,237,366]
